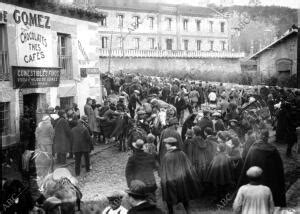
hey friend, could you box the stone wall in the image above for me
[0,82,17,147]
[98,57,242,82]
[258,36,297,77]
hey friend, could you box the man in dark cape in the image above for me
[238,129,286,207]
[185,126,211,183]
[159,118,183,163]
[160,137,202,214]
[125,139,157,202]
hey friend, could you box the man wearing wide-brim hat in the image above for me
[126,180,163,214]
[159,117,183,163]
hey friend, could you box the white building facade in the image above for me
[92,1,230,53]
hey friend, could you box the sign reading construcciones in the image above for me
[12,66,60,89]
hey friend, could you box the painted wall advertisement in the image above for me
[14,9,53,67]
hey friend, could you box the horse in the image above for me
[110,112,134,152]
[39,168,82,214]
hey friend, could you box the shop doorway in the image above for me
[276,58,292,86]
[23,93,39,121]
[21,93,46,150]
[23,93,47,125]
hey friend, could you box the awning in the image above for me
[59,85,76,97]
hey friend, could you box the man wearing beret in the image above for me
[233,166,274,214]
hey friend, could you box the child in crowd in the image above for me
[102,191,128,214]
[233,166,274,214]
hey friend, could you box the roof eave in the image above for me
[248,29,297,60]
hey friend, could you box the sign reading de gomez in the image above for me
[14,9,52,67]
[11,8,60,88]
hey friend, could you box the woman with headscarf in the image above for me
[35,115,54,154]
[160,137,202,214]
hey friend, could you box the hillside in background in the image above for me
[215,5,298,55]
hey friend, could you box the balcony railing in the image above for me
[0,51,9,81]
[98,49,245,59]
[58,55,72,80]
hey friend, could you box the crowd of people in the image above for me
[2,72,300,214]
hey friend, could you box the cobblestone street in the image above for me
[64,137,300,214]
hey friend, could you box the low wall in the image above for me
[98,57,242,82]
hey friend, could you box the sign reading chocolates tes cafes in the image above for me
[12,66,60,89]
[11,8,53,67]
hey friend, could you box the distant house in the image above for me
[248,27,298,87]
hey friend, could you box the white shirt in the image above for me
[102,206,127,214]
[208,92,217,101]
[233,184,274,214]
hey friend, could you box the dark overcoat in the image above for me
[185,136,212,182]
[54,117,72,153]
[71,122,92,153]
[160,149,202,205]
[204,135,218,164]
[181,114,196,141]
[125,150,157,193]
[197,117,213,138]
[238,141,286,207]
[205,152,233,187]
[159,127,183,162]
[84,104,96,132]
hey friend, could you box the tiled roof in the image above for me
[94,0,218,17]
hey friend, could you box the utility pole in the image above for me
[107,33,113,74]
